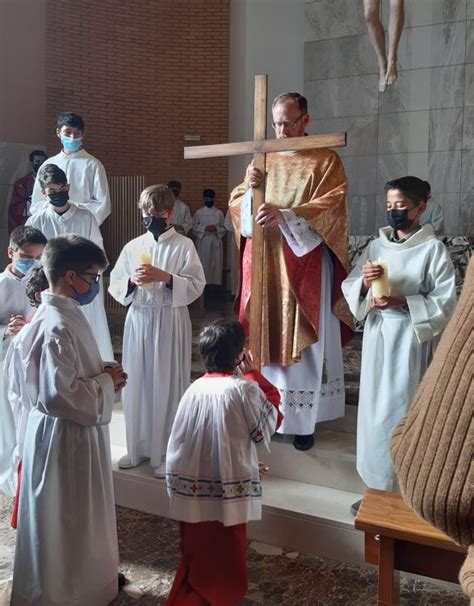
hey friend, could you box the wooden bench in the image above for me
[355,489,467,606]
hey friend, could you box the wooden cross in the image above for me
[184,75,346,368]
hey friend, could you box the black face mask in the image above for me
[143,216,167,239]
[48,190,69,208]
[170,189,180,198]
[32,164,42,174]
[386,209,415,231]
[204,200,214,208]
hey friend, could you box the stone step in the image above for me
[111,443,365,565]
[318,403,358,434]
[267,428,367,494]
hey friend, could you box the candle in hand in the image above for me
[371,259,389,299]
[139,251,153,290]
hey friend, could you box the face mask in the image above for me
[15,258,40,276]
[171,189,180,198]
[61,136,83,153]
[142,216,168,239]
[48,190,69,207]
[205,200,214,208]
[386,209,416,231]
[32,164,42,174]
[72,279,100,306]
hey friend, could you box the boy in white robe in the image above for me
[167,180,192,235]
[10,235,127,606]
[166,320,282,605]
[109,185,205,477]
[192,188,226,285]
[29,112,111,225]
[0,226,46,497]
[342,176,456,512]
[26,163,114,360]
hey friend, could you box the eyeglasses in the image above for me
[271,114,306,130]
[77,272,101,284]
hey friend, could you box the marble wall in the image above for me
[305,0,473,235]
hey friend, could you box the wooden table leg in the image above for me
[378,536,400,605]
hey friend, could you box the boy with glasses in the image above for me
[10,235,127,605]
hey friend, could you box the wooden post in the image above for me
[248,75,267,367]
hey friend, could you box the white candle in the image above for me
[371,259,389,299]
[139,251,153,289]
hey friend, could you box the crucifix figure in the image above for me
[185,76,353,451]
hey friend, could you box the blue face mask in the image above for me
[61,136,83,153]
[72,278,100,306]
[15,258,40,276]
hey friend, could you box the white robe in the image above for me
[0,269,33,496]
[26,204,114,361]
[192,205,226,285]
[224,209,239,295]
[29,149,111,225]
[10,292,119,606]
[342,225,457,490]
[171,198,193,235]
[166,374,278,526]
[108,228,205,467]
[241,191,345,434]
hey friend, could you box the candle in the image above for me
[139,251,153,290]
[371,259,389,299]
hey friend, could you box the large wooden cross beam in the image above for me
[184,75,346,368]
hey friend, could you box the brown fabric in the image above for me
[228,148,353,367]
[460,545,474,599]
[391,257,474,596]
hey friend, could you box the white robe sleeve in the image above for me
[182,204,193,235]
[29,174,46,216]
[405,244,456,343]
[279,209,323,257]
[170,243,206,306]
[108,247,135,306]
[341,246,372,321]
[192,209,205,240]
[39,334,115,426]
[240,189,253,238]
[74,161,111,226]
[241,381,278,452]
[216,210,226,239]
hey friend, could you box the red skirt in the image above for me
[165,521,248,606]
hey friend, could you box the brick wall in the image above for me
[45,0,230,219]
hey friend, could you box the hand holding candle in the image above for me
[362,258,389,301]
[371,259,389,300]
[137,252,153,289]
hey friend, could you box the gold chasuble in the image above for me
[229,148,353,368]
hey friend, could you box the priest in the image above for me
[229,92,353,451]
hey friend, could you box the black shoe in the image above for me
[118,572,127,589]
[350,499,362,517]
[293,434,315,451]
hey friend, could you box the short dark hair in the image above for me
[9,225,47,250]
[57,112,84,132]
[272,92,308,115]
[42,235,107,286]
[38,164,68,190]
[384,176,431,206]
[167,180,181,191]
[29,149,47,162]
[25,266,49,308]
[198,320,245,372]
[203,188,215,198]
